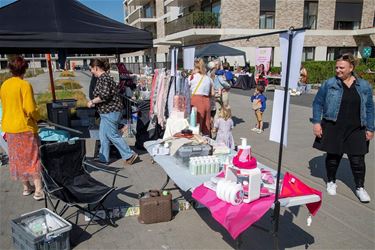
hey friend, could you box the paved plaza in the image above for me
[0,71,374,249]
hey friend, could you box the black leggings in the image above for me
[325,153,366,188]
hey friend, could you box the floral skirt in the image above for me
[7,132,41,181]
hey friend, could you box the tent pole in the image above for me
[46,53,56,101]
[174,48,177,91]
[272,28,294,249]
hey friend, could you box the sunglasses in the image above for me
[337,54,355,64]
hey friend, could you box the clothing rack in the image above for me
[171,26,310,249]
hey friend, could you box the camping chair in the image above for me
[39,139,119,233]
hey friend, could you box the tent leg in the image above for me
[46,53,56,101]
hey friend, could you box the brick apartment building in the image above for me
[123,0,375,66]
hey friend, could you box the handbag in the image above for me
[138,190,172,224]
[252,99,262,110]
[192,76,205,96]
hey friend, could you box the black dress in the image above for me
[313,80,368,155]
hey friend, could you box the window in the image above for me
[334,1,363,30]
[259,0,275,29]
[0,61,7,69]
[144,4,153,18]
[202,0,221,13]
[327,47,358,61]
[302,47,315,61]
[304,1,318,29]
[40,60,47,68]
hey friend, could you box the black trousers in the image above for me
[325,153,366,188]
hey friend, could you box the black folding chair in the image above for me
[39,139,119,233]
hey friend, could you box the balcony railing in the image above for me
[127,7,155,24]
[165,11,220,35]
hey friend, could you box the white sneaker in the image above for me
[326,181,337,195]
[356,188,371,203]
[251,127,258,132]
[256,129,263,134]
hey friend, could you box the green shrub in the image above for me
[24,68,45,78]
[59,71,75,77]
[304,58,375,87]
[269,66,281,74]
[0,68,44,85]
[0,72,11,86]
[36,90,87,120]
[54,79,82,90]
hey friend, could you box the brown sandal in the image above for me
[125,153,139,165]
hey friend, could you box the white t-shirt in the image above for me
[189,73,211,96]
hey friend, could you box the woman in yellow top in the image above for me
[0,56,44,201]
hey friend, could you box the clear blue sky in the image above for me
[0,0,124,23]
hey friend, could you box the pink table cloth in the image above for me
[192,172,322,239]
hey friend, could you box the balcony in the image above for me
[165,11,220,36]
[164,0,192,7]
[127,0,152,6]
[127,7,156,25]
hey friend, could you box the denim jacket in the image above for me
[311,76,374,132]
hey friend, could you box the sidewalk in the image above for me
[0,88,374,249]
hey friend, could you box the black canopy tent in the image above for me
[0,0,153,54]
[195,43,247,64]
[0,0,153,100]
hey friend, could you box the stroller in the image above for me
[117,63,136,94]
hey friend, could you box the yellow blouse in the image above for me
[0,77,40,134]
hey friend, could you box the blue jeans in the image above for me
[98,112,134,162]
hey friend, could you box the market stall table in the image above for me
[144,140,321,243]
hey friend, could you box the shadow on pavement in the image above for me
[194,207,315,249]
[70,186,135,246]
[232,116,245,126]
[308,154,356,193]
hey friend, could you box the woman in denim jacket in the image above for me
[311,53,374,203]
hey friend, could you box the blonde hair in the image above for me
[219,107,232,121]
[194,58,206,74]
[336,53,358,69]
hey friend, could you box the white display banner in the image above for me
[170,48,179,76]
[255,47,272,74]
[183,47,195,70]
[269,89,290,146]
[279,31,305,89]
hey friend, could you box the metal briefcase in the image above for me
[138,190,172,224]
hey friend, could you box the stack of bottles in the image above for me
[189,156,222,176]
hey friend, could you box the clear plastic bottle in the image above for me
[189,158,194,175]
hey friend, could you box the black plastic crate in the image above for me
[11,208,72,250]
[46,103,71,128]
[51,99,77,109]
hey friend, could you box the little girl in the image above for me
[250,84,267,133]
[213,107,235,149]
